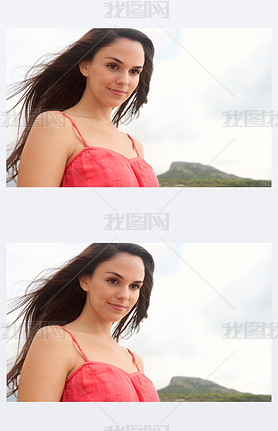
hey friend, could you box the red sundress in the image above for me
[57,111,159,187]
[58,326,160,402]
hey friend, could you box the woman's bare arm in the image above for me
[17,326,73,402]
[17,111,74,187]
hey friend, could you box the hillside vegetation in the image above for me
[157,162,271,187]
[157,376,271,402]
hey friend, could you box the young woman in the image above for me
[6,29,159,187]
[7,243,159,402]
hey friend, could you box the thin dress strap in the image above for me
[57,325,89,362]
[126,348,140,372]
[126,134,140,157]
[57,111,88,147]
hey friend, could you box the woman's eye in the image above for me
[130,284,141,290]
[108,278,118,285]
[107,64,140,75]
[130,69,140,75]
[107,64,118,70]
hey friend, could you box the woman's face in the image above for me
[80,38,145,108]
[80,252,145,322]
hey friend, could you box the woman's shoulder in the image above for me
[17,325,73,401]
[33,110,68,127]
[31,326,75,367]
[33,325,73,348]
[32,111,74,142]
[21,110,76,167]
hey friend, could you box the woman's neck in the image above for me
[66,312,115,343]
[69,93,114,125]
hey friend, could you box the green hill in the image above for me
[157,376,271,402]
[157,162,271,187]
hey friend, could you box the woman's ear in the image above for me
[79,275,89,291]
[79,60,90,77]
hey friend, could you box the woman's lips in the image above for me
[108,88,127,96]
[108,302,127,311]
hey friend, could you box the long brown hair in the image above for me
[7,243,155,397]
[6,28,155,182]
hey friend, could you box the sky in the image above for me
[6,242,272,397]
[6,28,271,182]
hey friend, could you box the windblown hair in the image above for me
[7,243,155,397]
[6,28,155,182]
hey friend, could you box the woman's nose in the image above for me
[116,71,129,86]
[116,285,130,299]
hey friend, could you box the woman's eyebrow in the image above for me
[104,57,143,69]
[105,271,143,283]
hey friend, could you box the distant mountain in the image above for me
[159,162,242,180]
[157,162,271,187]
[159,376,240,394]
[157,376,271,402]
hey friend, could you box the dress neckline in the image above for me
[66,360,142,384]
[58,325,141,381]
[66,145,145,168]
[57,110,140,161]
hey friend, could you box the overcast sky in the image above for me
[6,28,271,181]
[7,242,271,397]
